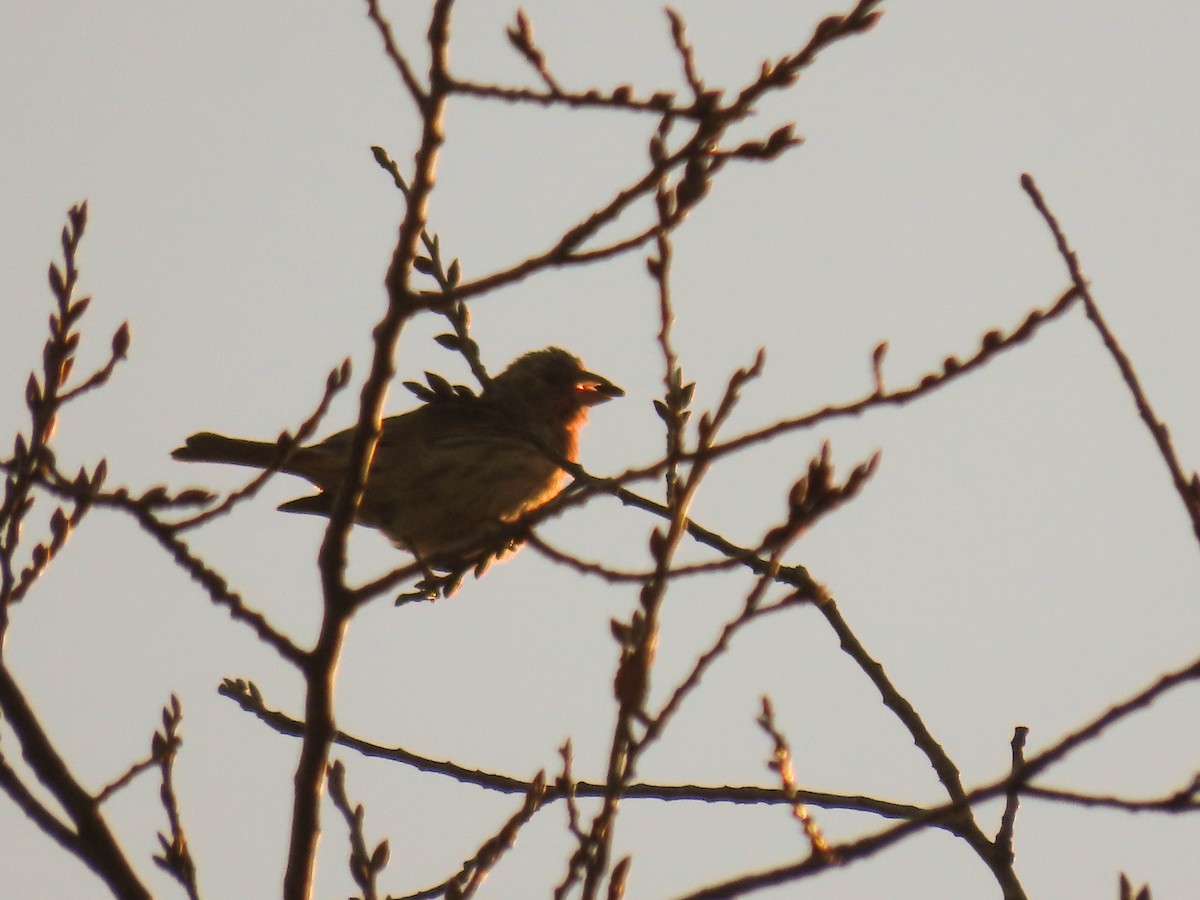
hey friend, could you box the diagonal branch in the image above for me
[1021,172,1200,548]
[0,750,79,856]
[0,664,150,899]
[365,0,428,109]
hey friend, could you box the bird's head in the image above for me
[488,346,624,429]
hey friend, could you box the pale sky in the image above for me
[2,2,1199,898]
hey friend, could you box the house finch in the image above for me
[172,347,623,564]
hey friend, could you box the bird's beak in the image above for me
[576,370,625,406]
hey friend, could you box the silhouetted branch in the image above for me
[364,0,427,109]
[757,696,831,856]
[401,772,547,900]
[286,2,454,893]
[217,676,929,822]
[1021,172,1200,548]
[151,696,200,900]
[1024,778,1200,814]
[0,664,150,899]
[328,760,388,900]
[995,727,1028,866]
[676,654,1200,897]
[0,204,149,899]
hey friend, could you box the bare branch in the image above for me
[328,761,388,900]
[1022,172,1200,548]
[1024,777,1200,814]
[217,677,929,823]
[505,9,564,94]
[677,655,1200,898]
[405,772,547,900]
[0,750,79,856]
[995,727,1029,866]
[0,664,150,899]
[364,0,428,109]
[151,696,200,900]
[287,2,455,893]
[757,696,831,857]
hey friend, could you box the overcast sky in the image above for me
[2,2,1199,898]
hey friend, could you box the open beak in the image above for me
[576,370,625,407]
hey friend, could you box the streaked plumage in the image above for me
[173,347,622,563]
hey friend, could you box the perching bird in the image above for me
[172,347,623,564]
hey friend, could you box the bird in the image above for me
[172,347,623,566]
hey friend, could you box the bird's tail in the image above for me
[172,432,285,470]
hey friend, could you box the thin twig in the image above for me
[676,655,1200,898]
[369,145,490,387]
[1023,777,1200,813]
[1021,172,1200,547]
[995,726,1028,867]
[365,0,429,109]
[217,677,929,822]
[419,0,880,310]
[505,10,564,95]
[526,532,739,582]
[529,284,1082,545]
[757,696,831,856]
[328,761,388,900]
[405,772,548,900]
[151,696,200,900]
